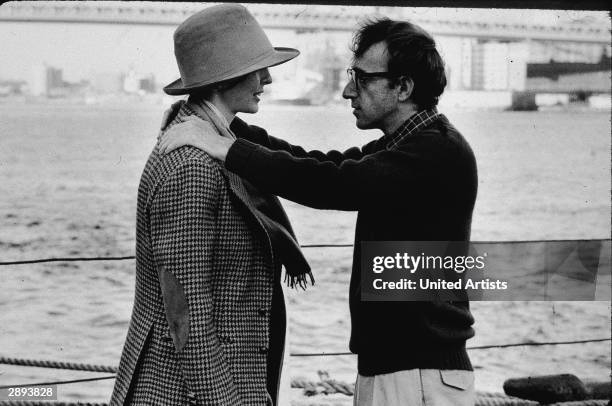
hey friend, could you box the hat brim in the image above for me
[164,47,299,96]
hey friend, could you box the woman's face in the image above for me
[219,68,272,115]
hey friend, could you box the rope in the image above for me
[2,337,610,373]
[292,371,355,396]
[0,244,353,266]
[0,403,108,406]
[1,240,608,404]
[0,357,117,373]
[468,337,612,350]
[0,376,116,390]
[474,394,539,406]
[290,337,612,357]
[0,256,135,266]
[3,238,609,266]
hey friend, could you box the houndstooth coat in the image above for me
[110,112,284,405]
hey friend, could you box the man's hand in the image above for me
[158,116,234,162]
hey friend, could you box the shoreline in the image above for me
[0,92,610,113]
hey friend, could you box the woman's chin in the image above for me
[240,105,259,115]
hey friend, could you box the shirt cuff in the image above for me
[225,138,258,174]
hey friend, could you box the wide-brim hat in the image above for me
[164,3,299,95]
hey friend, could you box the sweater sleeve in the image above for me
[230,117,377,165]
[225,133,450,211]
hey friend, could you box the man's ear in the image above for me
[397,76,414,102]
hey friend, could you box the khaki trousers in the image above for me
[353,369,475,406]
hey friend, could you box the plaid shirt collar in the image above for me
[385,108,440,150]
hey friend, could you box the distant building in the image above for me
[139,74,156,93]
[123,69,156,94]
[29,63,47,96]
[27,64,65,96]
[90,72,124,93]
[0,80,27,96]
[46,66,63,92]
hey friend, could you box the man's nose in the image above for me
[260,68,272,85]
[342,80,357,99]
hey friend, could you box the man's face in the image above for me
[342,41,402,134]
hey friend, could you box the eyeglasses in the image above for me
[346,68,397,90]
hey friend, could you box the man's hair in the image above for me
[351,17,447,109]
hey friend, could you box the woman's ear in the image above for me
[397,76,414,103]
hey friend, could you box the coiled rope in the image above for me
[289,377,555,405]
[292,371,354,396]
[547,402,610,406]
[293,376,610,405]
[474,392,539,406]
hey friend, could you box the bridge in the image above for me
[0,2,609,44]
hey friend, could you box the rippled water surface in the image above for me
[1,102,610,403]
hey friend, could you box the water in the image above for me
[0,101,610,403]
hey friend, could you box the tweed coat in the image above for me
[110,109,285,405]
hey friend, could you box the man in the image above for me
[161,17,478,406]
[110,4,309,405]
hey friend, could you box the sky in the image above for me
[0,2,608,84]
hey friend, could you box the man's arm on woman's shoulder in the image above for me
[230,117,376,165]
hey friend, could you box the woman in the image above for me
[110,4,310,406]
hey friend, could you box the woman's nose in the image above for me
[260,68,272,85]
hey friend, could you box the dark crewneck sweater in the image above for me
[227,114,477,375]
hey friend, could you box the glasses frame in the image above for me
[346,67,398,91]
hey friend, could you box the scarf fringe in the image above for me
[285,271,315,290]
